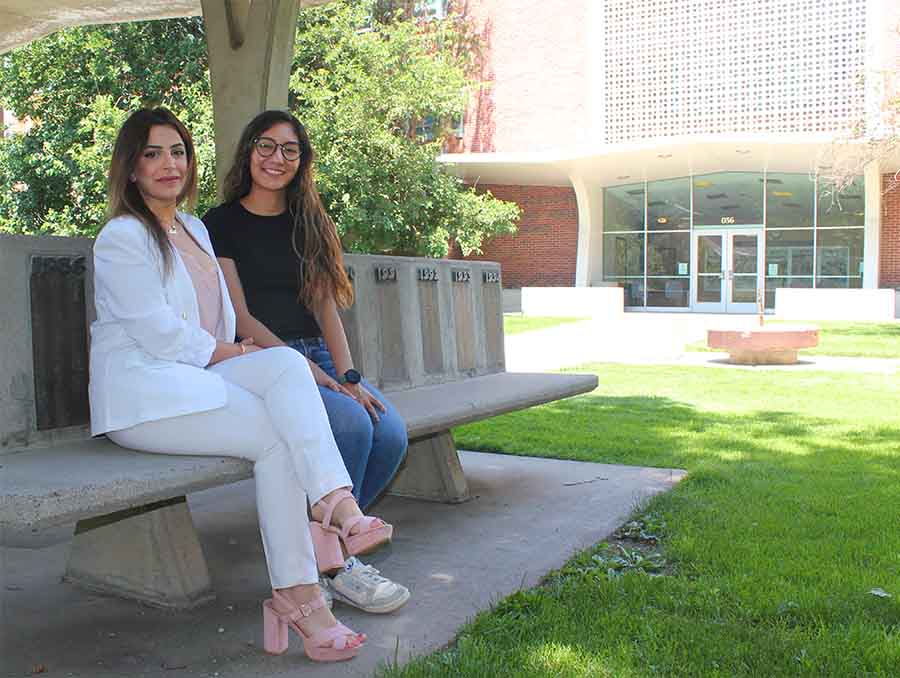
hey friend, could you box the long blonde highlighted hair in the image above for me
[106,107,197,276]
[222,110,353,309]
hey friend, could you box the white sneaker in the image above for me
[321,557,410,614]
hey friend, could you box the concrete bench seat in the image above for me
[1,233,597,608]
[1,371,595,540]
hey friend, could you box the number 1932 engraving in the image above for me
[417,267,439,282]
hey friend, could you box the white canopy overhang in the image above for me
[439,134,900,188]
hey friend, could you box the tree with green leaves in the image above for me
[1,1,519,257]
[0,18,214,235]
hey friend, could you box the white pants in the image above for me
[108,347,352,588]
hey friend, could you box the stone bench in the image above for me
[0,233,597,609]
[707,325,819,365]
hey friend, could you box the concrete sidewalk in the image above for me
[505,312,900,374]
[1,451,685,678]
[505,312,761,371]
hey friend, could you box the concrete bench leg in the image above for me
[65,496,215,609]
[388,431,470,503]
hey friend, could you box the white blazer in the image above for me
[89,212,237,435]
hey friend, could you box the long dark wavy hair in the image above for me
[222,110,353,309]
[106,107,197,276]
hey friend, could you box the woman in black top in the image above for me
[204,110,409,614]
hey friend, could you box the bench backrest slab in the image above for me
[1,234,503,453]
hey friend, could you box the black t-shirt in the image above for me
[203,201,321,339]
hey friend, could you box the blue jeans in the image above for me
[286,336,408,511]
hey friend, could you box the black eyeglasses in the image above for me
[253,136,301,161]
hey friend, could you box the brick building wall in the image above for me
[453,184,578,288]
[881,174,900,287]
[453,0,590,153]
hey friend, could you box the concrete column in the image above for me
[864,161,881,289]
[571,176,604,286]
[201,0,301,196]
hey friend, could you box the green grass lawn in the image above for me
[687,320,900,358]
[381,365,900,677]
[503,314,589,336]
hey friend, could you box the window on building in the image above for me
[414,0,448,20]
[817,176,865,228]
[646,230,690,307]
[647,178,691,231]
[815,175,864,289]
[647,278,689,308]
[764,229,814,308]
[369,1,448,26]
[603,233,644,277]
[764,172,816,308]
[645,178,691,308]
[451,114,464,139]
[415,114,464,141]
[603,183,644,232]
[766,173,814,229]
[816,227,864,288]
[600,172,866,310]
[602,232,645,306]
[415,115,436,140]
[692,172,764,226]
[603,182,647,306]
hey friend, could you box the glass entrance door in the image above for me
[695,233,726,312]
[728,232,762,313]
[693,229,763,312]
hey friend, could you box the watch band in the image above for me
[338,369,362,385]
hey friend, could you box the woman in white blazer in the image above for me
[90,108,392,662]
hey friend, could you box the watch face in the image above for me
[344,369,361,385]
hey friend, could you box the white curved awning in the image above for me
[439,134,900,187]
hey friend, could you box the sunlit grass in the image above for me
[503,314,589,336]
[381,365,900,678]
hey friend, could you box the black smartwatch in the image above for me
[338,369,362,385]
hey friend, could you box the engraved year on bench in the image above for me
[417,267,439,282]
[375,265,397,283]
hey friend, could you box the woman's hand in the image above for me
[239,337,262,355]
[345,382,386,423]
[308,359,354,397]
[210,337,260,365]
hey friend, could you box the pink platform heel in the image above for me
[311,489,393,575]
[262,589,364,661]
